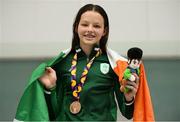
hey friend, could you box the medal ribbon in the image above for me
[70,47,101,100]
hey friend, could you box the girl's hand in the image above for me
[39,67,57,90]
[124,73,139,102]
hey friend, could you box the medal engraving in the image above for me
[70,101,81,114]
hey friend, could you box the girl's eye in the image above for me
[94,25,101,28]
[81,23,88,26]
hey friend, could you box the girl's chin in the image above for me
[82,40,97,45]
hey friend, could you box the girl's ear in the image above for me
[103,27,107,36]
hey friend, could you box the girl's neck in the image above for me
[80,44,93,57]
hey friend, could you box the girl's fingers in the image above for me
[45,67,55,74]
[125,85,135,91]
[126,81,139,90]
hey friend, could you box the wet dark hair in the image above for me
[71,4,109,53]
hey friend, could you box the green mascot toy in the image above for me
[120,47,143,93]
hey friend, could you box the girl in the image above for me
[15,4,154,121]
[39,4,137,121]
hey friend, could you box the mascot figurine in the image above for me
[120,47,143,93]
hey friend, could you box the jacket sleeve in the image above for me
[44,89,57,120]
[113,75,134,120]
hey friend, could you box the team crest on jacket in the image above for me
[100,63,109,74]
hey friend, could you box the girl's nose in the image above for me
[87,25,93,32]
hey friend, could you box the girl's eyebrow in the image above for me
[80,20,101,24]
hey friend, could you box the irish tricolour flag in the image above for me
[14,48,155,121]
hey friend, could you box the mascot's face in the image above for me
[128,59,141,69]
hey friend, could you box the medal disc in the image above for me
[70,101,81,114]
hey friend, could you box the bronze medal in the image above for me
[70,101,81,114]
[69,48,101,115]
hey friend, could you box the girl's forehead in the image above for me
[80,11,104,23]
[82,11,102,17]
